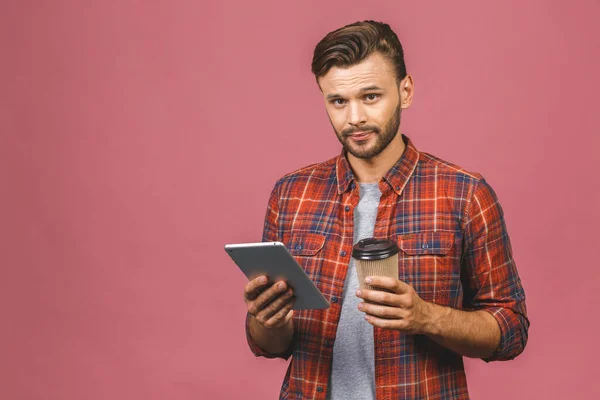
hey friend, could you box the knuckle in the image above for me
[280,304,292,315]
[402,308,412,319]
[264,288,276,300]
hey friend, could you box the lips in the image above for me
[350,131,374,141]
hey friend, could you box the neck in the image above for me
[347,133,406,183]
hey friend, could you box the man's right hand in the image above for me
[244,275,295,329]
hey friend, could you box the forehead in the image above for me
[319,52,397,95]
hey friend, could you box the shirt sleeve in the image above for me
[461,178,530,362]
[245,182,295,360]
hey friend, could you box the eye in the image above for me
[364,93,380,102]
[331,98,347,107]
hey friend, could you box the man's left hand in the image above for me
[356,276,436,335]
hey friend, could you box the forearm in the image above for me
[248,314,294,355]
[423,303,501,359]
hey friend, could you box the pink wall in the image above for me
[1,1,599,398]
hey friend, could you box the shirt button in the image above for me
[317,386,324,393]
[340,250,346,257]
[331,296,338,303]
[351,183,356,189]
[422,243,429,249]
[325,340,333,348]
[296,244,302,251]
[345,205,351,212]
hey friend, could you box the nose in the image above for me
[348,101,367,127]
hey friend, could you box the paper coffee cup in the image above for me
[352,238,399,291]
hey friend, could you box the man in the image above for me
[242,20,529,400]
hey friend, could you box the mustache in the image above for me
[341,126,381,136]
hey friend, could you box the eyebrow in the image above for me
[359,85,384,93]
[326,85,384,100]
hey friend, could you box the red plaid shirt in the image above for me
[246,134,529,399]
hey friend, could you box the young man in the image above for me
[242,20,529,400]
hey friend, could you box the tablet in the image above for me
[224,241,330,310]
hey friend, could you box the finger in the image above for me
[356,288,401,307]
[365,314,409,330]
[264,298,295,328]
[256,288,294,321]
[244,275,269,301]
[365,276,411,294]
[358,302,402,319]
[249,280,288,315]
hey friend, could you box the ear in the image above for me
[399,75,414,109]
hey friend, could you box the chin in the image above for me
[348,148,377,160]
[346,142,375,157]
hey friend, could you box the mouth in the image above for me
[349,131,374,142]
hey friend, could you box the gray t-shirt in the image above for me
[327,183,381,400]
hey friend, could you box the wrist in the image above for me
[421,301,450,337]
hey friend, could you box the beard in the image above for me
[333,104,402,160]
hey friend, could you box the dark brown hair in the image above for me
[311,20,407,83]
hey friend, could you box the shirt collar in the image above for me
[335,134,420,195]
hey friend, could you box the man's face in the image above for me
[318,52,412,160]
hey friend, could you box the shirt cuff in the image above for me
[480,306,528,362]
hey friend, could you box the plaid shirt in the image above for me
[246,134,529,399]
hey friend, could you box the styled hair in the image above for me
[311,20,407,83]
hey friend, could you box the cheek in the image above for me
[326,108,347,131]
[369,102,395,126]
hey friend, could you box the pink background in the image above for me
[1,1,599,399]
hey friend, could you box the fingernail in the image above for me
[358,303,364,310]
[365,277,372,284]
[260,276,267,284]
[278,282,285,290]
[356,290,362,297]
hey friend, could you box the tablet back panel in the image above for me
[225,242,329,310]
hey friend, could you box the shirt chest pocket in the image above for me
[397,231,459,304]
[286,232,326,257]
[283,232,327,281]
